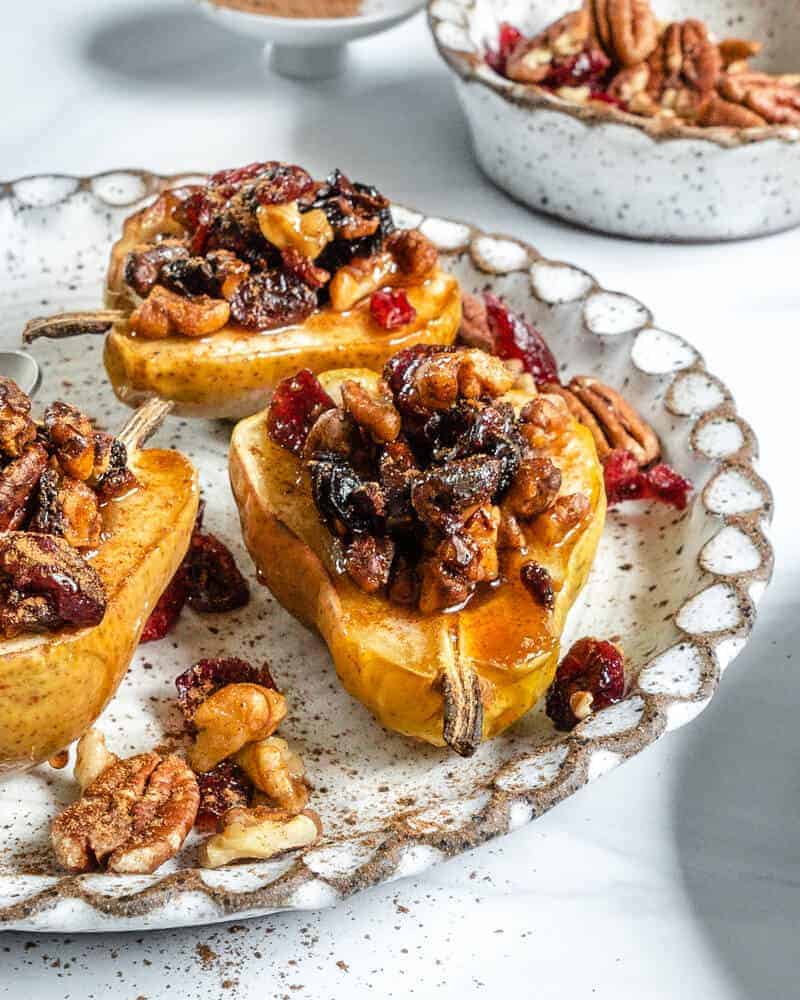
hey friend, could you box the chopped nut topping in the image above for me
[386,229,438,280]
[130,284,231,339]
[190,683,288,773]
[341,379,401,444]
[235,736,309,814]
[74,729,119,791]
[199,806,321,869]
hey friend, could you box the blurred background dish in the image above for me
[194,0,426,78]
[429,0,800,240]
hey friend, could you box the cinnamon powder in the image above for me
[211,0,361,17]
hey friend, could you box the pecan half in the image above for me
[51,752,199,874]
[543,377,660,466]
[589,0,659,67]
[386,229,438,281]
[718,38,761,70]
[697,92,767,128]
[646,20,722,119]
[718,72,800,125]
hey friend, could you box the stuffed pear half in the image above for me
[0,381,198,774]
[24,163,461,419]
[230,344,605,756]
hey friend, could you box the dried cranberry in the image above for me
[484,293,559,387]
[252,164,313,206]
[542,47,611,89]
[644,463,693,511]
[140,567,189,643]
[309,453,386,537]
[604,449,692,510]
[267,369,335,455]
[0,532,106,636]
[196,761,251,829]
[546,637,625,731]
[486,22,524,75]
[590,90,629,111]
[520,561,554,610]
[175,656,277,724]
[370,289,417,330]
[603,449,646,505]
[229,269,317,331]
[184,532,250,614]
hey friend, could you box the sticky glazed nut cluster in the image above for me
[121,162,440,339]
[0,377,135,639]
[267,342,590,614]
[487,0,800,128]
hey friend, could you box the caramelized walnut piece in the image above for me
[46,401,93,484]
[51,752,199,874]
[386,229,438,280]
[588,0,659,67]
[74,729,118,791]
[190,683,288,773]
[505,456,562,519]
[130,285,231,339]
[0,377,37,459]
[551,492,591,531]
[235,736,309,814]
[199,806,322,869]
[411,349,513,412]
[341,379,401,444]
[328,252,395,312]
[303,409,357,459]
[344,535,395,593]
[0,442,48,530]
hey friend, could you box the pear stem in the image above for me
[441,655,483,758]
[117,397,173,454]
[22,310,126,344]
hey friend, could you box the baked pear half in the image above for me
[24,163,461,420]
[0,389,198,775]
[230,345,606,755]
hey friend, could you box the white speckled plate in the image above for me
[0,171,773,932]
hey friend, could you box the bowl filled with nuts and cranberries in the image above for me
[429,0,800,239]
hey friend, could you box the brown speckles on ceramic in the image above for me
[429,0,800,239]
[0,172,774,931]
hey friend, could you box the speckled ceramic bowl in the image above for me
[0,172,773,932]
[429,0,800,240]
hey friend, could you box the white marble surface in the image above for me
[1,2,798,997]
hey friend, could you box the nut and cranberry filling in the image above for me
[0,376,136,639]
[486,0,800,127]
[267,343,584,613]
[123,163,440,339]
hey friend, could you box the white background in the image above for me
[2,2,799,997]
